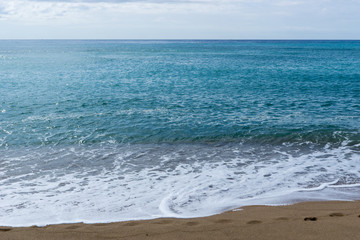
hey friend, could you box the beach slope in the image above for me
[1,200,360,240]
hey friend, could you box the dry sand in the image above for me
[1,200,360,240]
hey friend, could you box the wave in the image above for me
[0,141,359,226]
[1,124,359,147]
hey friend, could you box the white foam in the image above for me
[0,142,359,227]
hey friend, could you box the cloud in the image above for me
[29,0,192,3]
[0,0,359,39]
[0,7,9,15]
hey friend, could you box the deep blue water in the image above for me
[0,40,360,226]
[1,40,360,146]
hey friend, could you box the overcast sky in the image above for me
[0,0,359,39]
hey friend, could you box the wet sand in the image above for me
[1,200,360,240]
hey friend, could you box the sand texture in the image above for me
[1,201,360,240]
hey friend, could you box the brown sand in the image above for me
[1,200,360,240]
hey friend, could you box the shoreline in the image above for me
[1,200,360,240]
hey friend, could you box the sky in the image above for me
[0,0,359,39]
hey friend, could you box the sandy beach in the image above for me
[1,200,359,240]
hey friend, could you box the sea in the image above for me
[0,40,359,227]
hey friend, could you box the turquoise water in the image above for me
[0,40,360,226]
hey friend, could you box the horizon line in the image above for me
[0,38,360,41]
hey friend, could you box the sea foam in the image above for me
[0,142,359,227]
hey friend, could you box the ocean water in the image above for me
[0,40,359,226]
